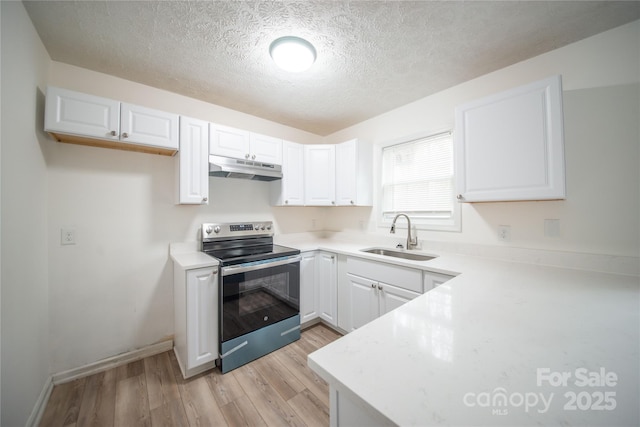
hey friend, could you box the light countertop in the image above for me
[293,237,639,426]
[169,234,639,425]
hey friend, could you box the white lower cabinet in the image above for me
[317,251,338,326]
[347,273,420,331]
[300,251,319,323]
[299,251,337,327]
[345,257,423,331]
[423,270,455,291]
[173,265,218,379]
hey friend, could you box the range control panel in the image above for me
[201,221,273,240]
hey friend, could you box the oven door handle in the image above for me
[221,254,301,276]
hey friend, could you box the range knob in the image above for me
[205,225,213,234]
[254,224,260,231]
[213,225,221,234]
[266,224,272,230]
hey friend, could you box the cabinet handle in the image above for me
[122,132,129,138]
[456,194,463,200]
[285,200,289,204]
[350,200,354,205]
[110,130,117,136]
[371,283,376,289]
[377,284,383,290]
[202,197,208,202]
[331,201,335,205]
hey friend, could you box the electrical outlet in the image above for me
[61,228,76,245]
[497,225,511,241]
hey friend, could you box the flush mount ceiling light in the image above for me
[269,36,316,73]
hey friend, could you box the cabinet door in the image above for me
[317,252,337,326]
[276,141,305,206]
[378,282,421,317]
[423,271,454,291]
[177,116,209,204]
[250,133,283,164]
[120,103,178,150]
[454,75,565,202]
[304,145,336,206]
[186,268,218,369]
[336,139,357,206]
[300,252,318,323]
[347,273,378,331]
[209,123,250,159]
[44,86,120,140]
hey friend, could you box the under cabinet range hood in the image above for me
[209,155,282,181]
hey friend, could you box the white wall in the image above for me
[325,21,640,258]
[1,2,52,426]
[45,62,327,374]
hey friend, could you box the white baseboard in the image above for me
[51,339,173,385]
[26,376,53,427]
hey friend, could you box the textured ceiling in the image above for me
[23,1,640,136]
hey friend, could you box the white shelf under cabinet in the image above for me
[454,75,566,202]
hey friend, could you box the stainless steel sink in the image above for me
[360,247,437,261]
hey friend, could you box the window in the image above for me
[380,131,460,231]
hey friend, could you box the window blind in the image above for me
[381,132,454,220]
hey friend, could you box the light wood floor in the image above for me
[40,324,341,427]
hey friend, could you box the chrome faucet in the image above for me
[390,213,418,250]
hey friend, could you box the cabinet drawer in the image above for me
[347,257,422,293]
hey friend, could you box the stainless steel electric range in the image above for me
[201,221,301,373]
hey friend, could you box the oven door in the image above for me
[220,254,301,343]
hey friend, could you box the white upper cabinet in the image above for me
[45,86,178,155]
[209,124,282,165]
[177,116,209,205]
[335,139,372,206]
[209,124,250,159]
[454,75,566,202]
[250,133,283,164]
[120,103,179,150]
[271,140,305,206]
[45,86,120,140]
[304,144,336,206]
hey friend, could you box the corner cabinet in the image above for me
[176,116,209,204]
[304,145,336,206]
[173,265,219,379]
[335,139,373,206]
[45,86,179,156]
[454,75,566,202]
